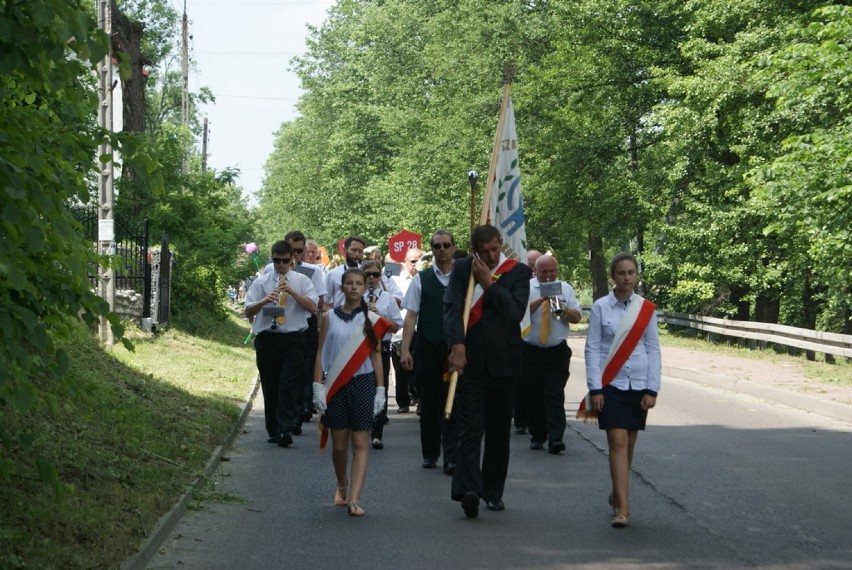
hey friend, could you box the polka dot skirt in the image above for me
[324,372,376,432]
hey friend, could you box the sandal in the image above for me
[347,502,365,517]
[334,482,348,507]
[611,512,630,528]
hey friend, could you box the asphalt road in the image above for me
[144,351,852,570]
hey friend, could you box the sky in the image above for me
[182,0,336,204]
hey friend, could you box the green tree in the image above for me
[0,1,121,479]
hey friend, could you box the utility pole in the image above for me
[181,1,189,127]
[201,117,208,174]
[97,0,115,345]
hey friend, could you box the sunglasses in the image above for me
[432,242,453,250]
[364,271,382,278]
[408,258,421,264]
[292,248,304,254]
[272,257,292,264]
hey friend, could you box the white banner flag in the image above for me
[488,95,528,264]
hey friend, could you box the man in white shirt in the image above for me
[244,241,319,447]
[522,255,582,454]
[324,236,366,309]
[390,247,423,412]
[400,232,457,472]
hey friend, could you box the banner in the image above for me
[486,91,528,264]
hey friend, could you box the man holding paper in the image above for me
[522,255,582,454]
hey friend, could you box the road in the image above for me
[143,344,852,570]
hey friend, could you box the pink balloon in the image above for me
[245,242,258,253]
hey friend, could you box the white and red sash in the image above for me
[319,311,391,449]
[577,294,656,421]
[467,257,518,329]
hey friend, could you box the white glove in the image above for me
[373,386,386,416]
[312,382,327,414]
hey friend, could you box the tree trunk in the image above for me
[111,0,147,217]
[111,0,146,135]
[729,284,751,321]
[589,233,608,300]
[754,292,780,324]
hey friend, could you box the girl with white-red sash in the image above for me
[583,252,661,528]
[313,268,387,517]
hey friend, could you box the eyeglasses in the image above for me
[292,248,304,254]
[432,242,453,250]
[272,257,291,265]
[364,271,382,278]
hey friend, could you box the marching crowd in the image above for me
[243,226,660,526]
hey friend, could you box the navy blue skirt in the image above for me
[598,385,648,431]
[324,372,376,432]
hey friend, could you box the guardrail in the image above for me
[578,306,851,359]
[657,311,852,359]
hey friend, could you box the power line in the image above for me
[215,95,300,101]
[195,51,302,56]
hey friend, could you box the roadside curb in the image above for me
[122,375,261,570]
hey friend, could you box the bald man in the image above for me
[522,255,582,454]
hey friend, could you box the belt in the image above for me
[523,341,567,351]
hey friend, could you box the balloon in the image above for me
[245,242,258,254]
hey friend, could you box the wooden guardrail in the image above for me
[657,311,852,359]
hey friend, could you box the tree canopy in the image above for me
[258,0,849,332]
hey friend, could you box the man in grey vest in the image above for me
[400,230,457,473]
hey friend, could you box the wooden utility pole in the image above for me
[201,117,208,174]
[181,1,189,127]
[97,0,115,345]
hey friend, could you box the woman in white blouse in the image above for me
[584,252,661,528]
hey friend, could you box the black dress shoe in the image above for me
[422,458,437,469]
[300,410,312,423]
[485,499,505,512]
[461,492,480,518]
[277,432,293,448]
[515,427,528,435]
[529,441,544,451]
[548,441,566,454]
[290,425,303,436]
[397,406,410,413]
[267,436,279,444]
[443,463,456,476]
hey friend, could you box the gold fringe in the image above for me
[576,408,599,424]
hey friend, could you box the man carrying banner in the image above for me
[582,252,660,528]
[445,224,531,518]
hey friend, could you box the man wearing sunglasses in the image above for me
[401,231,458,474]
[445,224,531,518]
[244,241,319,447]
[285,230,329,429]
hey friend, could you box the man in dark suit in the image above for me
[444,225,531,518]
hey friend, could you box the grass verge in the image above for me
[0,308,256,569]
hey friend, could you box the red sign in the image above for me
[337,239,346,256]
[387,229,422,262]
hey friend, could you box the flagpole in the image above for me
[444,82,513,420]
[479,82,512,225]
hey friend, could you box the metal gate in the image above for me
[71,204,152,319]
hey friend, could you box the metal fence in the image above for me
[70,203,151,318]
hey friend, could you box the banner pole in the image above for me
[444,83,512,419]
